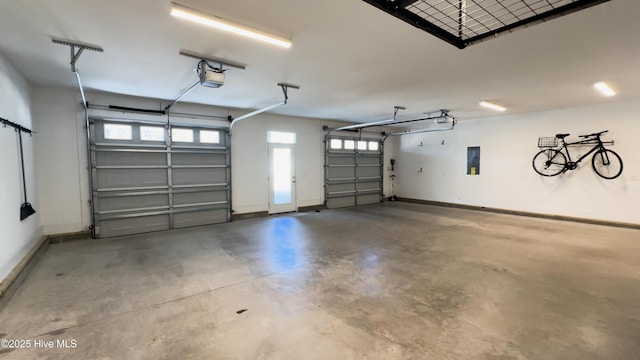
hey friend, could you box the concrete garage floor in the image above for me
[0,202,639,360]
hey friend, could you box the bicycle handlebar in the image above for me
[578,130,608,138]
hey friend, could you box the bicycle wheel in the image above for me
[592,149,623,179]
[532,149,566,176]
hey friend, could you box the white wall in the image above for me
[393,98,640,225]
[0,53,42,282]
[231,113,335,214]
[30,88,351,234]
[32,88,87,235]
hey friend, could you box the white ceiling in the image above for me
[0,0,638,123]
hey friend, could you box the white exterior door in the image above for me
[268,143,296,214]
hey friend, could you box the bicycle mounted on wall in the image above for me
[532,130,623,179]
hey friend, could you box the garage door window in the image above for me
[330,139,342,149]
[344,140,355,150]
[172,128,193,142]
[357,141,368,151]
[140,126,165,141]
[368,141,379,151]
[104,123,132,140]
[200,130,220,144]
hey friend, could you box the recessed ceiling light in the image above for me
[170,3,292,49]
[594,82,616,97]
[479,100,506,112]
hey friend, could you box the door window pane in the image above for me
[104,124,132,140]
[368,141,379,151]
[357,141,368,151]
[268,131,296,144]
[344,140,355,150]
[273,148,292,205]
[140,126,165,141]
[330,139,342,149]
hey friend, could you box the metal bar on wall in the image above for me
[0,117,33,134]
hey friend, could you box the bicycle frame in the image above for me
[558,136,612,165]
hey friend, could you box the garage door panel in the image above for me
[327,156,355,166]
[356,181,380,191]
[328,167,355,179]
[172,153,226,166]
[173,190,227,206]
[174,209,228,228]
[97,169,168,189]
[357,156,381,165]
[356,167,380,178]
[172,168,227,185]
[357,194,380,205]
[96,152,166,166]
[328,182,356,192]
[98,214,170,238]
[98,194,169,212]
[326,197,356,208]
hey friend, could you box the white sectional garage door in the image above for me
[325,136,383,208]
[90,118,230,238]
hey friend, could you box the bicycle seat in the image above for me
[555,133,570,139]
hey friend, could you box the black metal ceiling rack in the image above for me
[362,0,610,48]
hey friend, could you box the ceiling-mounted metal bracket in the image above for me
[179,50,247,70]
[277,83,301,104]
[52,38,102,108]
[51,38,103,72]
[393,106,406,120]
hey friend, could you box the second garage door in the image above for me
[90,118,231,238]
[325,135,383,208]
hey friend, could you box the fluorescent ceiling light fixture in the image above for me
[170,3,292,48]
[479,100,507,112]
[594,81,616,97]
